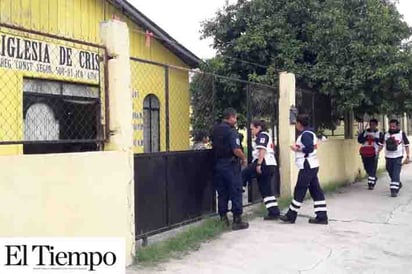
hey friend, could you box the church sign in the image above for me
[0,33,100,82]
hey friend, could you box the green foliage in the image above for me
[190,58,248,132]
[201,0,412,115]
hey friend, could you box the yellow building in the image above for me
[0,0,200,155]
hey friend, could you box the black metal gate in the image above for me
[131,58,280,238]
[134,150,216,239]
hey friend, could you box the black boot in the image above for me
[279,209,296,224]
[220,215,230,227]
[232,215,249,230]
[264,208,280,220]
[308,217,328,225]
[279,214,295,224]
[368,184,375,190]
[264,214,280,220]
[391,190,398,197]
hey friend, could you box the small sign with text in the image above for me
[0,238,125,274]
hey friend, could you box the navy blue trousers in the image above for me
[242,163,280,216]
[386,157,403,192]
[286,161,327,221]
[215,159,243,216]
[362,156,378,186]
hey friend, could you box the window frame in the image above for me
[143,94,161,153]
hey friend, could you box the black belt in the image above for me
[217,156,238,161]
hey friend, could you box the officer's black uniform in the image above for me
[211,122,244,219]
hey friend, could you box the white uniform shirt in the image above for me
[359,129,384,154]
[295,130,319,169]
[252,131,277,166]
[384,130,410,159]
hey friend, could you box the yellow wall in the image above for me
[0,151,135,265]
[168,67,190,151]
[131,61,166,152]
[0,0,192,153]
[317,139,363,186]
[0,68,23,154]
[0,0,188,67]
[131,63,190,153]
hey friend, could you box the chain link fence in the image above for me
[130,58,167,153]
[248,82,279,147]
[189,71,216,150]
[0,24,107,154]
[129,58,280,201]
[296,87,336,137]
[130,57,279,156]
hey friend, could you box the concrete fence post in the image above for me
[100,19,133,152]
[100,19,135,265]
[278,72,298,197]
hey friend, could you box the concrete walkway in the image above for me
[129,164,412,274]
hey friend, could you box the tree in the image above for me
[190,57,279,135]
[201,0,412,117]
[190,58,249,134]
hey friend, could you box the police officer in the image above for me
[357,119,384,190]
[211,108,249,230]
[384,119,410,197]
[280,114,328,225]
[242,120,280,220]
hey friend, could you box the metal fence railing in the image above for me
[296,87,336,137]
[0,24,107,154]
[134,150,216,240]
[130,57,280,157]
[130,58,281,223]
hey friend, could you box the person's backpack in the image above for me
[386,136,399,151]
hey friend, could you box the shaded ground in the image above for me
[129,164,412,274]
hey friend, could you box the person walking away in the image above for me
[211,108,249,230]
[280,114,328,225]
[242,120,280,220]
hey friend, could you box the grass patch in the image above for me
[278,196,293,208]
[136,218,227,265]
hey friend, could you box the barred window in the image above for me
[24,103,59,141]
[143,94,160,153]
[22,79,101,154]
